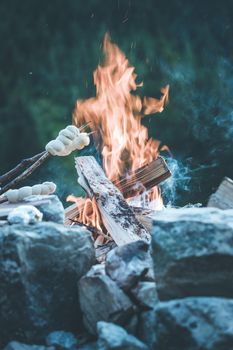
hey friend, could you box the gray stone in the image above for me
[96,321,148,350]
[78,265,134,335]
[151,207,233,299]
[131,282,158,309]
[25,195,65,224]
[105,240,153,291]
[46,331,77,349]
[138,310,157,349]
[0,222,95,347]
[4,342,54,350]
[78,344,97,350]
[153,297,233,350]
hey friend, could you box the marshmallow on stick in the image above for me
[5,181,56,203]
[0,124,91,199]
[45,125,90,156]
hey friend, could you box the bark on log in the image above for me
[65,156,170,224]
[75,156,150,246]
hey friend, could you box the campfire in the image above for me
[66,34,171,251]
[0,33,171,257]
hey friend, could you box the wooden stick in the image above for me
[75,156,150,246]
[0,151,51,196]
[0,123,91,194]
[69,218,111,240]
[0,151,46,185]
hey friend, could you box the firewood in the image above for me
[65,202,154,232]
[95,240,117,262]
[75,156,150,245]
[65,156,171,223]
[114,156,171,198]
[208,177,233,209]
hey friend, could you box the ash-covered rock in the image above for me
[151,207,233,299]
[7,205,43,224]
[96,321,148,350]
[152,297,233,350]
[78,264,135,335]
[0,222,95,347]
[24,195,64,224]
[105,240,153,291]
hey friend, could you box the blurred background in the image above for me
[0,0,233,206]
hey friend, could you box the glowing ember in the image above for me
[68,34,169,232]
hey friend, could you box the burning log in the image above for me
[114,156,171,199]
[208,177,233,209]
[65,156,170,224]
[75,156,150,246]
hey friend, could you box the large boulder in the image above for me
[0,222,95,347]
[152,297,233,350]
[151,207,233,299]
[78,265,135,335]
[96,321,148,350]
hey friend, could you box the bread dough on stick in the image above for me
[45,125,90,156]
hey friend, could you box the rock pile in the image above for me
[1,203,233,349]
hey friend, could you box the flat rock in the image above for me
[105,240,153,291]
[4,342,54,350]
[25,195,65,224]
[96,321,148,350]
[78,265,134,335]
[151,207,233,299]
[153,297,233,350]
[0,222,95,347]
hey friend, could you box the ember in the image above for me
[68,34,170,236]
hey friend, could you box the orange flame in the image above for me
[69,34,169,232]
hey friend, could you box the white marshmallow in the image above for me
[45,125,90,156]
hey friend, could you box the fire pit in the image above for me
[0,34,233,350]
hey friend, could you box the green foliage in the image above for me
[0,0,233,205]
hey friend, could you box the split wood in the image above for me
[75,156,151,245]
[65,156,171,224]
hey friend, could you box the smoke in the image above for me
[160,156,218,206]
[161,157,192,206]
